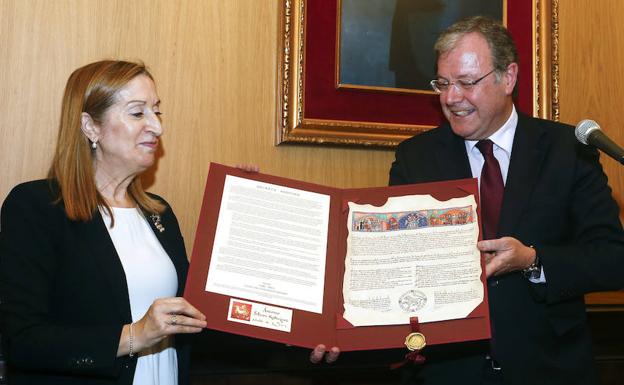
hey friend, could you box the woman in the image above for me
[0,60,206,384]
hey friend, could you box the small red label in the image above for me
[230,301,252,321]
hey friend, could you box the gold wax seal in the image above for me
[405,332,426,351]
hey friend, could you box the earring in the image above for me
[91,139,98,150]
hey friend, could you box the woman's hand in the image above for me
[235,164,260,173]
[118,297,206,356]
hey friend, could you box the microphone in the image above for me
[575,119,624,165]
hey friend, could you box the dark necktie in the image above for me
[476,140,504,240]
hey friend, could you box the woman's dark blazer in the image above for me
[0,179,191,385]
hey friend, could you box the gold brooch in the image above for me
[150,213,165,233]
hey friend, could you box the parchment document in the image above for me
[343,194,482,326]
[205,175,330,314]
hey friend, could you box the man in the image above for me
[389,16,624,385]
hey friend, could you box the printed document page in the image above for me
[205,175,330,314]
[343,194,482,326]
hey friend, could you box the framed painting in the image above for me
[276,0,559,147]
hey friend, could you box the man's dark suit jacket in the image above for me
[389,113,624,385]
[0,180,191,385]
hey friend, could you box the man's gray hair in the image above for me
[434,16,518,74]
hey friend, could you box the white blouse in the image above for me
[102,207,178,385]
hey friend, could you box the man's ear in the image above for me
[503,62,518,96]
[80,112,100,143]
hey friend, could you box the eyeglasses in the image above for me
[430,69,496,94]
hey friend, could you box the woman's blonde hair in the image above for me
[48,60,165,222]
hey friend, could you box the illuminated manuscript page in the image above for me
[206,175,330,314]
[343,194,482,326]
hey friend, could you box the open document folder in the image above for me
[184,163,490,351]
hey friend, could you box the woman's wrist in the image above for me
[128,322,135,357]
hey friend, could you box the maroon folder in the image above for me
[184,163,490,351]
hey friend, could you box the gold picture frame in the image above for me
[276,0,559,147]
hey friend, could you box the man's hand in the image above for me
[478,236,536,278]
[309,344,340,364]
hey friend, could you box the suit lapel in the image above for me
[79,210,132,322]
[498,114,549,236]
[434,124,473,180]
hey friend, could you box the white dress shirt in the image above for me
[102,207,179,385]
